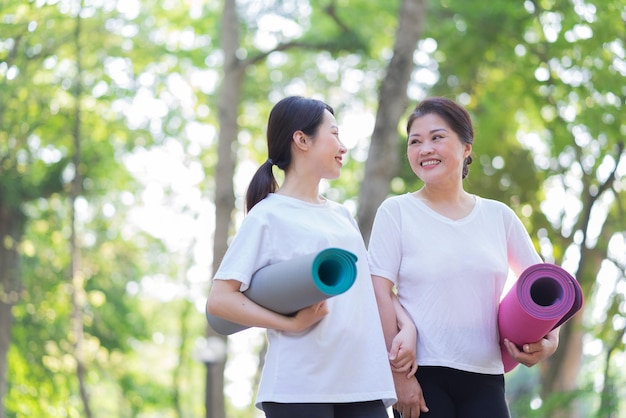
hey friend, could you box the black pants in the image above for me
[263,400,388,418]
[394,366,510,418]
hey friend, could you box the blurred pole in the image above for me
[194,336,227,418]
[205,362,212,417]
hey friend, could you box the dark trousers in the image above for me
[394,366,510,418]
[263,400,388,418]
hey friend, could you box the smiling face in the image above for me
[407,113,472,185]
[308,109,347,180]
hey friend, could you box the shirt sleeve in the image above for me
[367,199,403,285]
[504,207,543,277]
[212,212,272,292]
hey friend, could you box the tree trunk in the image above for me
[206,0,244,417]
[540,251,598,418]
[540,144,624,417]
[357,0,426,243]
[0,205,23,418]
[70,6,92,416]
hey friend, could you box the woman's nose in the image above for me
[419,145,433,155]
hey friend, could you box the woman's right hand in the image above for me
[288,301,329,332]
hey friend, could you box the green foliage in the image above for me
[2,0,625,417]
[393,0,625,413]
[415,0,625,414]
[2,0,208,417]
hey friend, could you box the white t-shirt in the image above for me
[368,193,541,375]
[213,193,396,409]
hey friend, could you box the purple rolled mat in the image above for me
[498,263,583,372]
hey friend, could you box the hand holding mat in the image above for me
[207,248,358,335]
[498,263,583,372]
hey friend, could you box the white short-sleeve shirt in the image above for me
[368,193,541,375]
[214,194,396,409]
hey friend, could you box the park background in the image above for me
[1,0,625,417]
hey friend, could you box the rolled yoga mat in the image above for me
[498,263,584,372]
[207,248,358,335]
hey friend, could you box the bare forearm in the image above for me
[208,289,289,330]
[372,275,400,349]
[392,293,415,332]
[207,279,324,332]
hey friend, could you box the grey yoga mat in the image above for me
[207,248,358,335]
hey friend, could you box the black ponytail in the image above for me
[245,96,333,212]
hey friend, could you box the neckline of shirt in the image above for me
[269,193,330,207]
[405,192,481,224]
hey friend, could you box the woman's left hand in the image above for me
[504,328,560,367]
[389,325,418,377]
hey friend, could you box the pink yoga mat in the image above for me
[498,263,583,372]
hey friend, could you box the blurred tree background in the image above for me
[1,0,624,417]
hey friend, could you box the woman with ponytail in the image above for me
[207,96,410,418]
